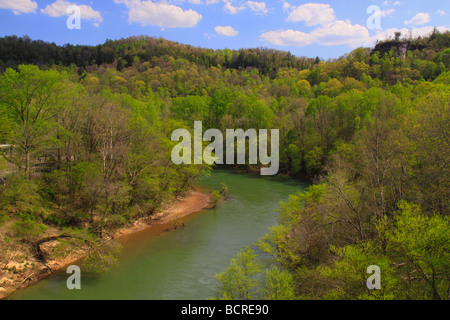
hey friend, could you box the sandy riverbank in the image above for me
[114,190,212,238]
[0,190,211,300]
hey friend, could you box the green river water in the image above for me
[12,169,308,300]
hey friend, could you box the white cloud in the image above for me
[285,3,336,26]
[381,8,395,17]
[0,0,37,15]
[436,9,446,16]
[382,1,402,6]
[41,0,102,25]
[371,26,449,44]
[215,25,239,36]
[262,24,450,49]
[223,0,268,15]
[312,20,370,47]
[178,0,218,4]
[379,0,399,17]
[114,0,202,28]
[261,20,370,48]
[263,2,449,50]
[245,1,268,15]
[404,12,430,25]
[262,2,371,48]
[223,0,246,14]
[260,29,314,47]
[282,1,290,13]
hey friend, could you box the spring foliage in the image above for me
[0,31,448,297]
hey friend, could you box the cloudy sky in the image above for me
[0,0,448,59]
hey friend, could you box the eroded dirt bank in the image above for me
[0,190,211,300]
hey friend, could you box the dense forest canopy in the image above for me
[0,29,449,300]
[0,34,314,77]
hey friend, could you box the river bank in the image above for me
[0,190,211,300]
[8,169,309,300]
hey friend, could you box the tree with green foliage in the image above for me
[0,65,65,177]
[215,247,263,300]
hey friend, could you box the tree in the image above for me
[0,112,13,144]
[171,95,210,122]
[296,80,311,98]
[0,65,65,177]
[261,267,296,300]
[383,202,450,300]
[91,102,130,236]
[215,247,263,300]
[323,78,344,97]
[54,86,91,199]
[318,242,400,300]
[407,91,449,215]
[209,89,232,128]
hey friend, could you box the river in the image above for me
[12,169,308,300]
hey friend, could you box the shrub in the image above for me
[105,214,127,229]
[10,220,47,242]
[44,211,87,228]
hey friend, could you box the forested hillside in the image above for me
[0,35,313,77]
[0,30,449,299]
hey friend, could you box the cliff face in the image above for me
[372,41,428,59]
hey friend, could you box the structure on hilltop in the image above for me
[373,40,428,59]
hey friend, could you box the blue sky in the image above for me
[0,0,449,59]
